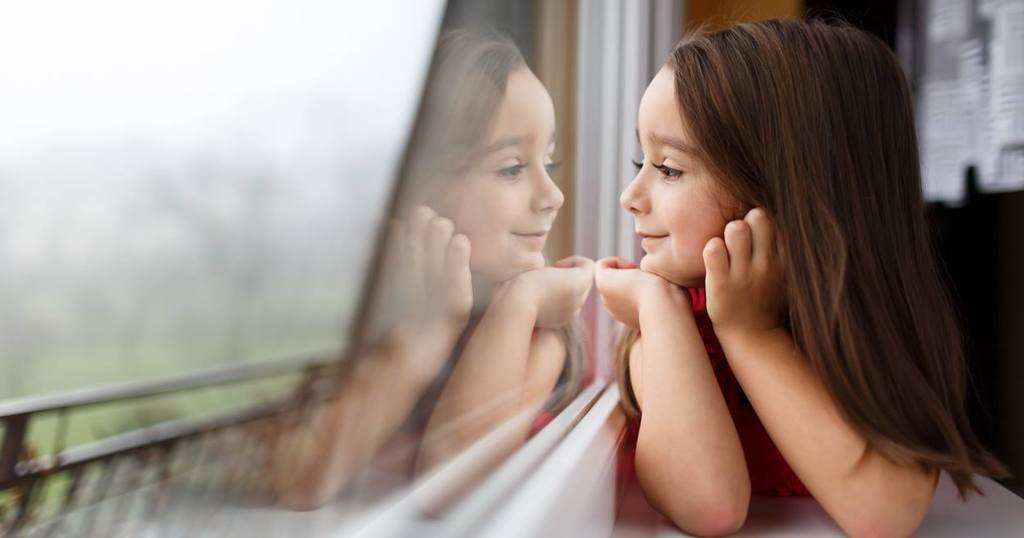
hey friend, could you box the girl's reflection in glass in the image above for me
[270,30,592,513]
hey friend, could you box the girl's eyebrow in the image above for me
[482,131,556,155]
[482,135,532,155]
[634,127,695,155]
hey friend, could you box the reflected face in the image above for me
[437,66,563,283]
[621,67,742,288]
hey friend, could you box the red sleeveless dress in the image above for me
[623,287,810,497]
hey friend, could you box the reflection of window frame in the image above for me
[573,0,681,383]
[349,383,607,536]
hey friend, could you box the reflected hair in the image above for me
[615,18,1007,498]
[401,29,524,208]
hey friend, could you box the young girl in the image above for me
[270,30,592,510]
[595,19,1007,537]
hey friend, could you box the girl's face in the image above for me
[621,67,742,288]
[437,66,563,283]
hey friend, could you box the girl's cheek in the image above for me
[454,185,497,232]
[670,236,691,270]
[664,211,692,244]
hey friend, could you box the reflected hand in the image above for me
[385,205,473,330]
[506,256,594,329]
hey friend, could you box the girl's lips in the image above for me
[512,232,548,249]
[640,234,667,250]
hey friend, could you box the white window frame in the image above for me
[574,0,683,383]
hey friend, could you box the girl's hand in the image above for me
[385,205,473,330]
[504,256,595,329]
[702,208,785,336]
[594,257,689,330]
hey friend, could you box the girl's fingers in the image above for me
[570,256,595,274]
[446,233,471,268]
[703,237,729,287]
[554,255,584,269]
[445,234,473,313]
[555,255,596,270]
[595,270,621,306]
[613,258,638,270]
[594,259,619,291]
[723,220,751,279]
[745,207,773,269]
[425,216,455,276]
[596,256,637,271]
[574,258,596,292]
[552,257,595,299]
[407,205,435,272]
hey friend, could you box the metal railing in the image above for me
[0,353,340,536]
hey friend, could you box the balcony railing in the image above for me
[0,353,340,536]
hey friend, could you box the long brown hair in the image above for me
[615,18,1007,498]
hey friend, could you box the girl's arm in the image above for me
[705,209,936,537]
[631,285,751,537]
[718,328,937,537]
[271,206,474,510]
[415,257,592,476]
[270,319,464,510]
[413,282,567,476]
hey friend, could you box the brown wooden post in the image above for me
[0,414,28,486]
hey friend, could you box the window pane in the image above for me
[0,0,438,396]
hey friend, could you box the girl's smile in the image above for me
[511,230,550,250]
[638,232,669,251]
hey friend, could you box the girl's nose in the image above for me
[533,170,565,214]
[620,174,648,215]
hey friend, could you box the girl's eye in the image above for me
[544,161,561,175]
[655,163,683,179]
[631,159,643,171]
[497,164,526,178]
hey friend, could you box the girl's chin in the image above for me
[514,251,547,271]
[638,255,664,276]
